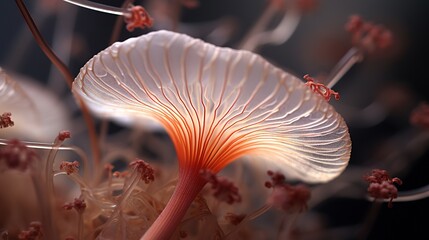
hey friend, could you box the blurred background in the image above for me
[1,0,429,239]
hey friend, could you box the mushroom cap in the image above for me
[73,30,351,183]
[0,68,70,142]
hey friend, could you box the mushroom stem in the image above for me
[141,166,208,240]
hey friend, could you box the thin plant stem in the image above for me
[98,120,109,155]
[109,0,135,45]
[44,136,66,198]
[47,3,77,93]
[324,47,364,88]
[257,8,300,46]
[238,3,277,51]
[396,187,429,201]
[31,170,58,239]
[223,204,272,239]
[366,184,429,202]
[0,139,91,183]
[63,0,126,16]
[277,212,298,240]
[54,171,91,190]
[107,168,113,200]
[358,201,382,240]
[15,0,73,88]
[77,212,84,239]
[97,170,141,238]
[276,214,287,240]
[238,1,301,52]
[15,0,101,167]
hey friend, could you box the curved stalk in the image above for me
[77,211,84,239]
[239,4,301,52]
[30,163,58,239]
[324,47,364,88]
[141,167,208,240]
[367,184,429,202]
[15,0,101,168]
[97,169,143,238]
[63,0,126,16]
[0,138,91,181]
[238,3,278,51]
[223,204,272,239]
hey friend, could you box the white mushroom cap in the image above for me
[73,30,351,183]
[0,68,70,142]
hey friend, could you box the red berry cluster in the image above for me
[364,169,402,208]
[200,169,242,204]
[265,170,311,213]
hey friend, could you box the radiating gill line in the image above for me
[163,37,199,165]
[211,112,347,170]
[219,68,284,131]
[120,43,176,122]
[207,57,272,163]
[110,55,159,108]
[201,49,246,168]
[85,56,137,106]
[181,39,206,164]
[196,43,209,168]
[263,148,345,174]
[94,53,137,105]
[135,40,188,130]
[209,102,299,168]
[144,37,192,160]
[198,49,235,167]
[202,51,257,163]
[198,45,221,161]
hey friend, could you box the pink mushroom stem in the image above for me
[142,166,208,240]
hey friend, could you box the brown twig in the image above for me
[14,0,101,166]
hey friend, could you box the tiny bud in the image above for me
[63,202,74,211]
[346,15,393,53]
[345,15,363,33]
[59,161,80,175]
[73,198,86,213]
[63,198,86,213]
[0,139,38,171]
[304,74,340,101]
[265,170,286,188]
[57,130,71,141]
[200,169,242,204]
[268,184,311,213]
[266,170,311,213]
[129,159,155,184]
[0,112,14,129]
[18,221,43,240]
[113,170,129,178]
[364,169,402,207]
[124,5,153,32]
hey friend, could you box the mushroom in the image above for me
[72,30,351,239]
[0,68,70,142]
